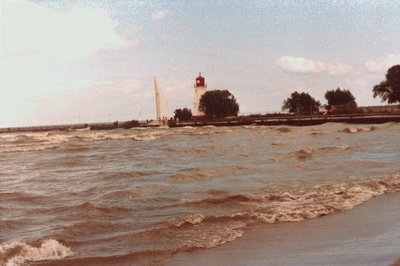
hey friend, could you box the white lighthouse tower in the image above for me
[192,72,207,120]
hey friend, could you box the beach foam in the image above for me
[0,239,73,266]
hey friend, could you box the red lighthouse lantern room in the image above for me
[195,72,205,87]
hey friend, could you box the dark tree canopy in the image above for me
[174,108,192,121]
[282,91,321,115]
[325,88,357,108]
[199,90,239,119]
[373,65,400,104]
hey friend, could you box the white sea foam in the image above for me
[172,214,205,227]
[132,131,170,141]
[342,126,377,134]
[252,174,400,224]
[0,239,73,266]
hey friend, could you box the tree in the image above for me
[325,88,357,109]
[199,90,239,119]
[282,91,321,115]
[174,108,192,121]
[373,65,400,104]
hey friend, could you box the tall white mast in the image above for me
[154,77,161,121]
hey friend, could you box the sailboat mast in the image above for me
[154,77,161,121]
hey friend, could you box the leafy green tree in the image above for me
[325,88,357,109]
[174,108,192,121]
[199,90,239,119]
[373,65,400,104]
[282,91,321,115]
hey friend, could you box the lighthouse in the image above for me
[192,72,207,120]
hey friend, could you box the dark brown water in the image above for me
[1,123,399,265]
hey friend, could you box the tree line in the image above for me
[174,65,400,121]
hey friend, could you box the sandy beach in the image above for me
[168,193,400,266]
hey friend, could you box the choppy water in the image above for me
[1,123,399,265]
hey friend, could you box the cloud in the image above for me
[277,56,353,75]
[277,56,325,74]
[1,0,143,127]
[1,0,136,60]
[152,10,169,21]
[364,54,400,73]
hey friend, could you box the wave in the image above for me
[242,124,258,129]
[100,170,153,180]
[30,250,171,266]
[341,126,378,134]
[1,129,170,146]
[130,175,398,253]
[0,145,58,153]
[0,239,73,266]
[182,127,233,136]
[23,201,133,219]
[53,220,123,239]
[17,173,397,265]
[169,166,249,181]
[132,132,165,141]
[0,192,49,204]
[122,174,397,255]
[81,130,171,142]
[273,127,292,133]
[310,131,325,136]
[4,174,398,264]
[289,145,352,160]
[183,173,399,222]
[70,202,132,216]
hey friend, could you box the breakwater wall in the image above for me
[2,114,400,133]
[171,113,400,128]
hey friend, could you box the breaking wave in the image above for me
[0,239,73,266]
[126,173,400,254]
[289,145,352,160]
[341,126,378,134]
[0,130,172,153]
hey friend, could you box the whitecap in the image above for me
[0,239,73,266]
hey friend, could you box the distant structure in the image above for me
[192,73,207,120]
[153,77,169,126]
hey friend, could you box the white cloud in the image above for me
[277,56,353,75]
[364,54,400,73]
[152,10,169,21]
[277,56,325,74]
[1,0,136,60]
[1,0,143,127]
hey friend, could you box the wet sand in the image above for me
[168,193,400,266]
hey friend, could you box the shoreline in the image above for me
[167,192,400,266]
[1,113,400,133]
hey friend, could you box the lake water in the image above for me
[1,123,399,265]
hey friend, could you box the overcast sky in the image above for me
[1,0,400,127]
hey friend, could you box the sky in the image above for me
[1,0,400,127]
